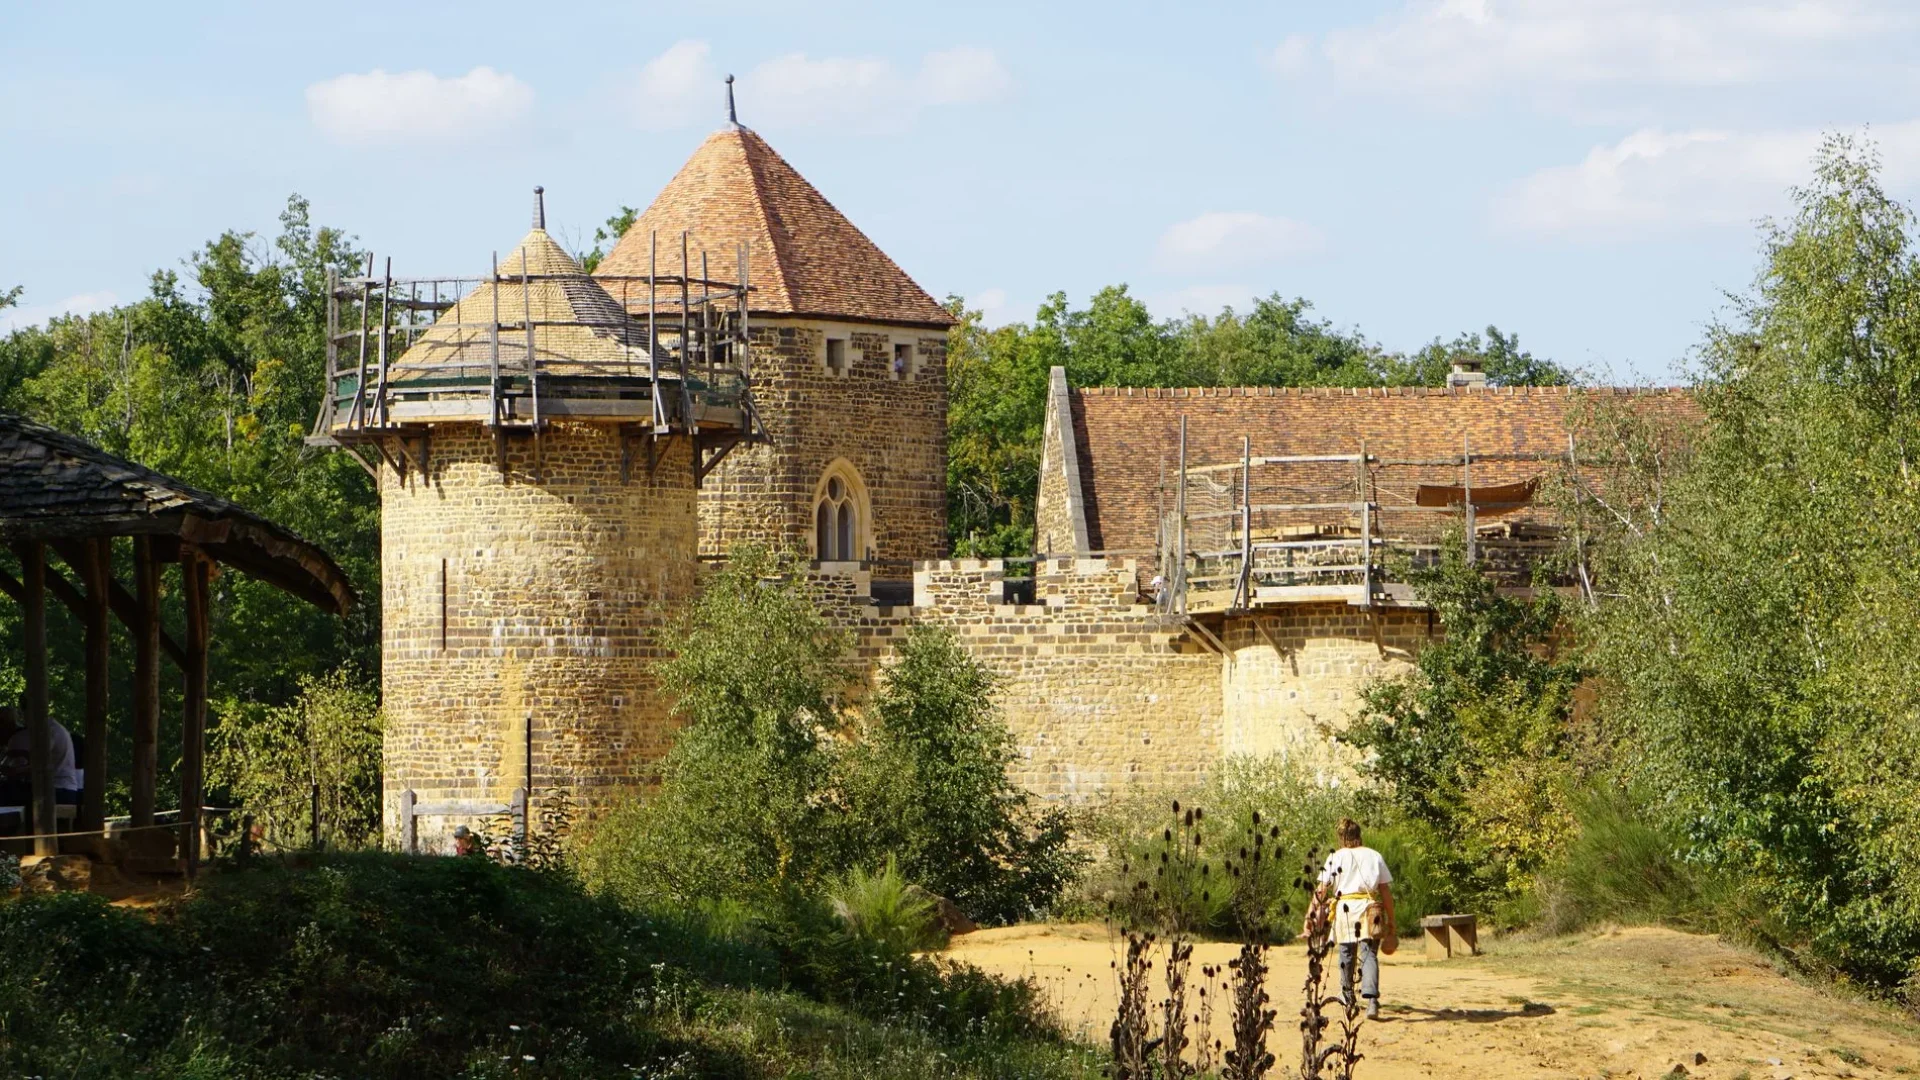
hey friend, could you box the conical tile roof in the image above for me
[596,126,954,328]
[395,227,658,378]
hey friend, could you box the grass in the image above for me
[0,852,1101,1079]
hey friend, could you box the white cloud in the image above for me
[1157,212,1323,272]
[622,40,718,131]
[968,287,1012,326]
[1275,0,1904,103]
[917,47,1013,105]
[617,41,1013,132]
[1495,122,1920,238]
[306,66,533,147]
[2,290,118,333]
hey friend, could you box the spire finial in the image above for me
[725,74,737,125]
[533,185,546,230]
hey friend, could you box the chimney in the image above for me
[532,186,546,230]
[1447,356,1488,389]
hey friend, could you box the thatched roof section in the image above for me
[0,412,355,614]
[394,228,661,378]
[597,125,955,328]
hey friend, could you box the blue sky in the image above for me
[5,1,1918,381]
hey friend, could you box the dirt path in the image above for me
[948,923,1920,1079]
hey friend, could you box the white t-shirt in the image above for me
[5,720,81,790]
[1320,845,1393,944]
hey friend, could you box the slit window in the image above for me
[825,338,847,376]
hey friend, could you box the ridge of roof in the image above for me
[1073,384,1689,398]
[596,126,955,328]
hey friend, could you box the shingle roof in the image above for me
[0,411,355,614]
[596,125,955,328]
[1065,384,1695,555]
[397,227,661,377]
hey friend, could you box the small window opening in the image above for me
[892,342,912,380]
[825,338,847,375]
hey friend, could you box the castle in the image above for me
[314,108,1683,847]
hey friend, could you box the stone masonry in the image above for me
[379,421,697,848]
[700,318,949,566]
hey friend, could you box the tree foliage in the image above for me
[1343,536,1583,911]
[209,669,382,849]
[0,196,378,815]
[1585,137,1920,989]
[579,550,1076,922]
[842,625,1080,923]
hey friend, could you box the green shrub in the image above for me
[0,852,1081,1079]
[208,667,381,849]
[1365,820,1447,938]
[1534,785,1708,935]
[840,624,1083,923]
[579,561,1079,926]
[1080,755,1353,939]
[832,855,947,952]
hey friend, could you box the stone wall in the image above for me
[379,421,696,850]
[818,563,1438,802]
[819,557,1223,801]
[1217,604,1430,778]
[699,318,949,568]
[1035,366,1091,557]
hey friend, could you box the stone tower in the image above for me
[317,198,756,848]
[595,120,955,587]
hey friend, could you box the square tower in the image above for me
[596,122,954,579]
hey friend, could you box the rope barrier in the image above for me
[1,819,197,846]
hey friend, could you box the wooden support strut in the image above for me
[131,536,161,827]
[13,541,54,856]
[79,537,110,832]
[180,546,211,874]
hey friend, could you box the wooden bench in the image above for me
[1421,914,1479,959]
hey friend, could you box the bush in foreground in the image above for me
[0,853,1093,1079]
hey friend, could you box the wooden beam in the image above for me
[180,546,210,875]
[12,542,55,856]
[131,536,160,827]
[78,538,110,832]
[47,541,187,667]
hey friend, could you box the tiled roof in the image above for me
[397,228,661,377]
[0,411,355,614]
[1067,384,1695,554]
[596,125,955,328]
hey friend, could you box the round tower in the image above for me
[316,191,758,850]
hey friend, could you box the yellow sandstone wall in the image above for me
[1218,605,1429,778]
[699,319,949,566]
[824,564,1437,801]
[379,421,696,849]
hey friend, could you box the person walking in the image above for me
[1309,817,1397,1019]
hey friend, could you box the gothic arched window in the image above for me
[812,462,868,562]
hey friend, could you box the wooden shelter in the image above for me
[0,411,354,868]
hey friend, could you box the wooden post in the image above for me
[1175,416,1188,616]
[14,542,54,855]
[400,788,417,854]
[1360,441,1374,609]
[180,546,210,874]
[1568,431,1596,607]
[1462,435,1476,565]
[131,536,160,827]
[1238,434,1252,610]
[511,786,528,861]
[79,537,111,831]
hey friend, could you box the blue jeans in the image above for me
[1339,939,1379,1002]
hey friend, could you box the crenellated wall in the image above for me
[808,558,1437,802]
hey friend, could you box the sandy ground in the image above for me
[948,923,1920,1079]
